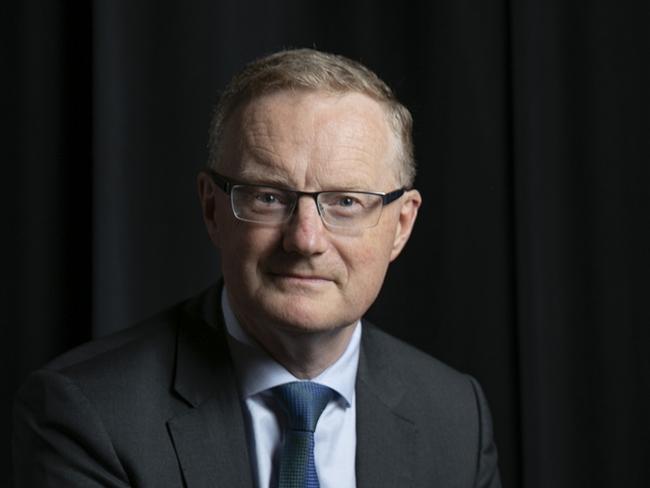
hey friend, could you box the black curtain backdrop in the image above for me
[5,1,649,487]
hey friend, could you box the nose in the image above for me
[282,196,329,256]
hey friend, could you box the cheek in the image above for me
[219,223,281,275]
[337,229,394,291]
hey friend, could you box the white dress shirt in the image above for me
[221,288,360,488]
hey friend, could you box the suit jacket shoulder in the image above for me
[13,284,252,488]
[355,322,502,488]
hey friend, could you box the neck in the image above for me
[244,320,357,379]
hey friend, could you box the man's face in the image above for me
[200,89,421,339]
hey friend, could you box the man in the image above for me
[13,49,501,487]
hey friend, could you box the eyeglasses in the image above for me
[208,170,406,230]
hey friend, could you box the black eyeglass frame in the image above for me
[206,170,408,228]
[210,167,408,207]
[208,170,407,204]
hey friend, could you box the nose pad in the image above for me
[290,195,324,225]
[282,196,328,255]
[312,196,325,221]
[289,195,322,224]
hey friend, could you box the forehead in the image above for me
[221,89,400,189]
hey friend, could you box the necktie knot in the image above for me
[273,381,335,432]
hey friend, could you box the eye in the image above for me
[257,192,280,204]
[249,188,290,206]
[337,195,360,207]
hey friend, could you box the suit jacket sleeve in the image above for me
[13,369,131,487]
[469,375,502,488]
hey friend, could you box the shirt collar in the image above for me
[221,286,360,407]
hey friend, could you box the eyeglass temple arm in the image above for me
[382,188,406,205]
[208,170,232,194]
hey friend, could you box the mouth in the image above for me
[268,272,334,286]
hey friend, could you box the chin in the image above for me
[261,296,355,334]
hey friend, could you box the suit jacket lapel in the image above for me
[167,285,253,488]
[356,324,417,488]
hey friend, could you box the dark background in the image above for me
[4,1,649,487]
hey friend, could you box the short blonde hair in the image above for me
[207,48,416,187]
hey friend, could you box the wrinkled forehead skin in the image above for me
[216,88,404,188]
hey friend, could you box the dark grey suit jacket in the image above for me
[13,284,501,487]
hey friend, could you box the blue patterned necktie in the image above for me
[273,381,335,488]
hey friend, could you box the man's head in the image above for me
[199,49,421,348]
[207,48,416,188]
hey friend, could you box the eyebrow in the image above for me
[236,172,293,188]
[235,163,377,192]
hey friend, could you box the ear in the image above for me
[197,171,222,249]
[389,189,422,262]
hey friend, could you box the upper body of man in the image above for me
[13,49,502,487]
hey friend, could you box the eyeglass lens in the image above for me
[231,186,384,228]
